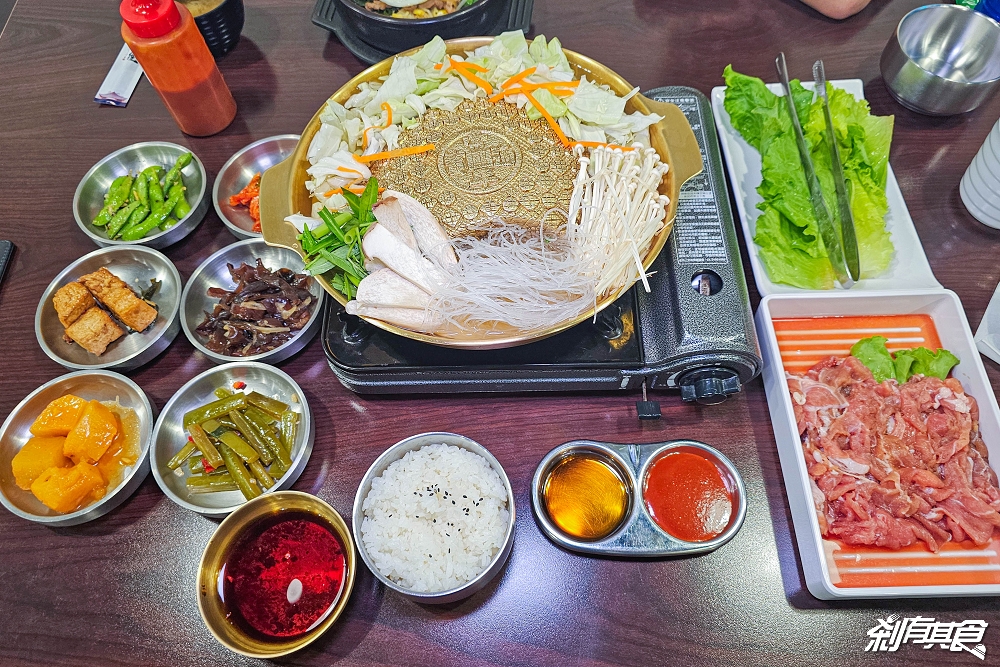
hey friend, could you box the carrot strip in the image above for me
[433,63,443,70]
[336,166,364,176]
[381,101,392,127]
[522,90,569,146]
[450,57,487,73]
[356,144,436,163]
[453,65,493,95]
[501,67,536,89]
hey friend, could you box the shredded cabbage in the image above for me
[292,31,664,222]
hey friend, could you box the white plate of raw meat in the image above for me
[757,289,1000,599]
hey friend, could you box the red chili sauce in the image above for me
[643,451,734,542]
[223,512,346,639]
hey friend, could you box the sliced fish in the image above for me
[362,223,446,294]
[355,268,431,309]
[384,190,458,267]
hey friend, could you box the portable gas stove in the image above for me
[322,87,761,408]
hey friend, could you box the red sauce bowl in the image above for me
[197,491,356,658]
[640,443,746,546]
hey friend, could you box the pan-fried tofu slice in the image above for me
[64,307,125,356]
[78,267,157,332]
[52,282,95,328]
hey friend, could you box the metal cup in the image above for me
[880,4,1000,116]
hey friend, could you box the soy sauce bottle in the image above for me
[120,0,237,136]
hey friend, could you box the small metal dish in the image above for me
[73,141,209,249]
[352,432,515,604]
[197,491,356,658]
[35,245,181,372]
[150,362,314,518]
[0,370,154,526]
[180,239,324,365]
[214,135,299,240]
[881,4,1000,116]
[531,439,747,557]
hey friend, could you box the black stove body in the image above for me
[322,87,761,404]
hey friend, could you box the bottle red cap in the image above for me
[120,0,181,39]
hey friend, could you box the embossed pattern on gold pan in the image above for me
[259,36,703,350]
[371,98,578,237]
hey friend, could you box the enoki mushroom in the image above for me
[430,144,670,333]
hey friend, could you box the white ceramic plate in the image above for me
[710,79,940,295]
[757,289,1000,599]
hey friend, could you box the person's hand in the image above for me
[800,0,872,19]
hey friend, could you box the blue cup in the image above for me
[979,0,1000,21]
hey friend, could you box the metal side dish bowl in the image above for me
[180,239,325,365]
[35,245,181,372]
[881,4,1000,116]
[73,141,209,249]
[0,370,154,526]
[150,362,314,518]
[214,135,299,240]
[531,439,747,557]
[352,432,516,604]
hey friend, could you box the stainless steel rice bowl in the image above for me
[352,432,515,604]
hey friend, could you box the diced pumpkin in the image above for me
[11,437,70,490]
[63,401,118,464]
[29,395,88,437]
[30,463,105,513]
[96,404,140,488]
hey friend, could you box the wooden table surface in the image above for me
[2,0,1000,665]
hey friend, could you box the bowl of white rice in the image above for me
[352,432,515,604]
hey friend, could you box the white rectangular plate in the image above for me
[711,79,940,295]
[757,289,1000,599]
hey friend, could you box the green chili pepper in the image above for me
[248,460,276,489]
[104,200,140,238]
[133,174,148,207]
[172,191,191,220]
[122,185,184,240]
[163,152,193,191]
[148,172,164,209]
[114,203,149,238]
[92,175,133,226]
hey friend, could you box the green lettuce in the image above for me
[850,336,960,383]
[850,336,895,383]
[723,65,895,289]
[525,88,567,121]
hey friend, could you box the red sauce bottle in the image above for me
[120,0,237,136]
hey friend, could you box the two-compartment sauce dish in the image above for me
[531,440,747,557]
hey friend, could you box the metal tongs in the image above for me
[774,53,857,288]
[813,60,861,283]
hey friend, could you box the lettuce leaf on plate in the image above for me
[850,336,960,383]
[723,65,895,290]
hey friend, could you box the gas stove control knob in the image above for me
[679,369,742,405]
